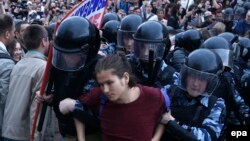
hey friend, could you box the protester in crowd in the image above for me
[204,0,212,11]
[0,14,15,141]
[214,9,223,22]
[133,6,142,16]
[200,11,214,28]
[211,0,223,13]
[142,1,158,21]
[234,9,250,36]
[14,21,29,56]
[151,0,158,14]
[179,4,197,30]
[178,6,186,19]
[210,21,226,35]
[6,39,21,62]
[164,3,174,20]
[0,0,5,14]
[167,3,180,29]
[59,55,169,141]
[2,24,57,141]
[157,8,168,27]
[118,0,133,15]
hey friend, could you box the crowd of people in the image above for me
[0,0,250,141]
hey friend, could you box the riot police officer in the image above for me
[234,37,250,107]
[234,7,245,28]
[218,32,239,59]
[98,14,142,56]
[100,12,120,28]
[117,14,143,55]
[50,16,101,138]
[202,36,250,125]
[99,20,120,56]
[218,32,238,45]
[223,7,234,32]
[131,20,177,87]
[165,29,203,72]
[161,49,226,141]
[243,2,250,11]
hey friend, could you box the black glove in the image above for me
[165,120,198,141]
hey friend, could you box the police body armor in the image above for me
[165,86,218,141]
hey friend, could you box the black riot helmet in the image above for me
[182,29,203,52]
[101,20,120,44]
[235,7,246,19]
[101,12,120,28]
[218,32,238,44]
[238,37,250,62]
[243,2,250,11]
[166,26,175,35]
[133,20,170,61]
[174,31,184,47]
[223,7,234,20]
[180,49,223,95]
[218,32,239,59]
[53,16,100,71]
[201,36,233,69]
[117,14,143,53]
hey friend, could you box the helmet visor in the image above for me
[179,64,219,95]
[52,48,87,71]
[212,49,233,69]
[133,40,165,61]
[117,30,134,52]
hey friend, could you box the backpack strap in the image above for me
[160,88,171,111]
[146,13,154,20]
